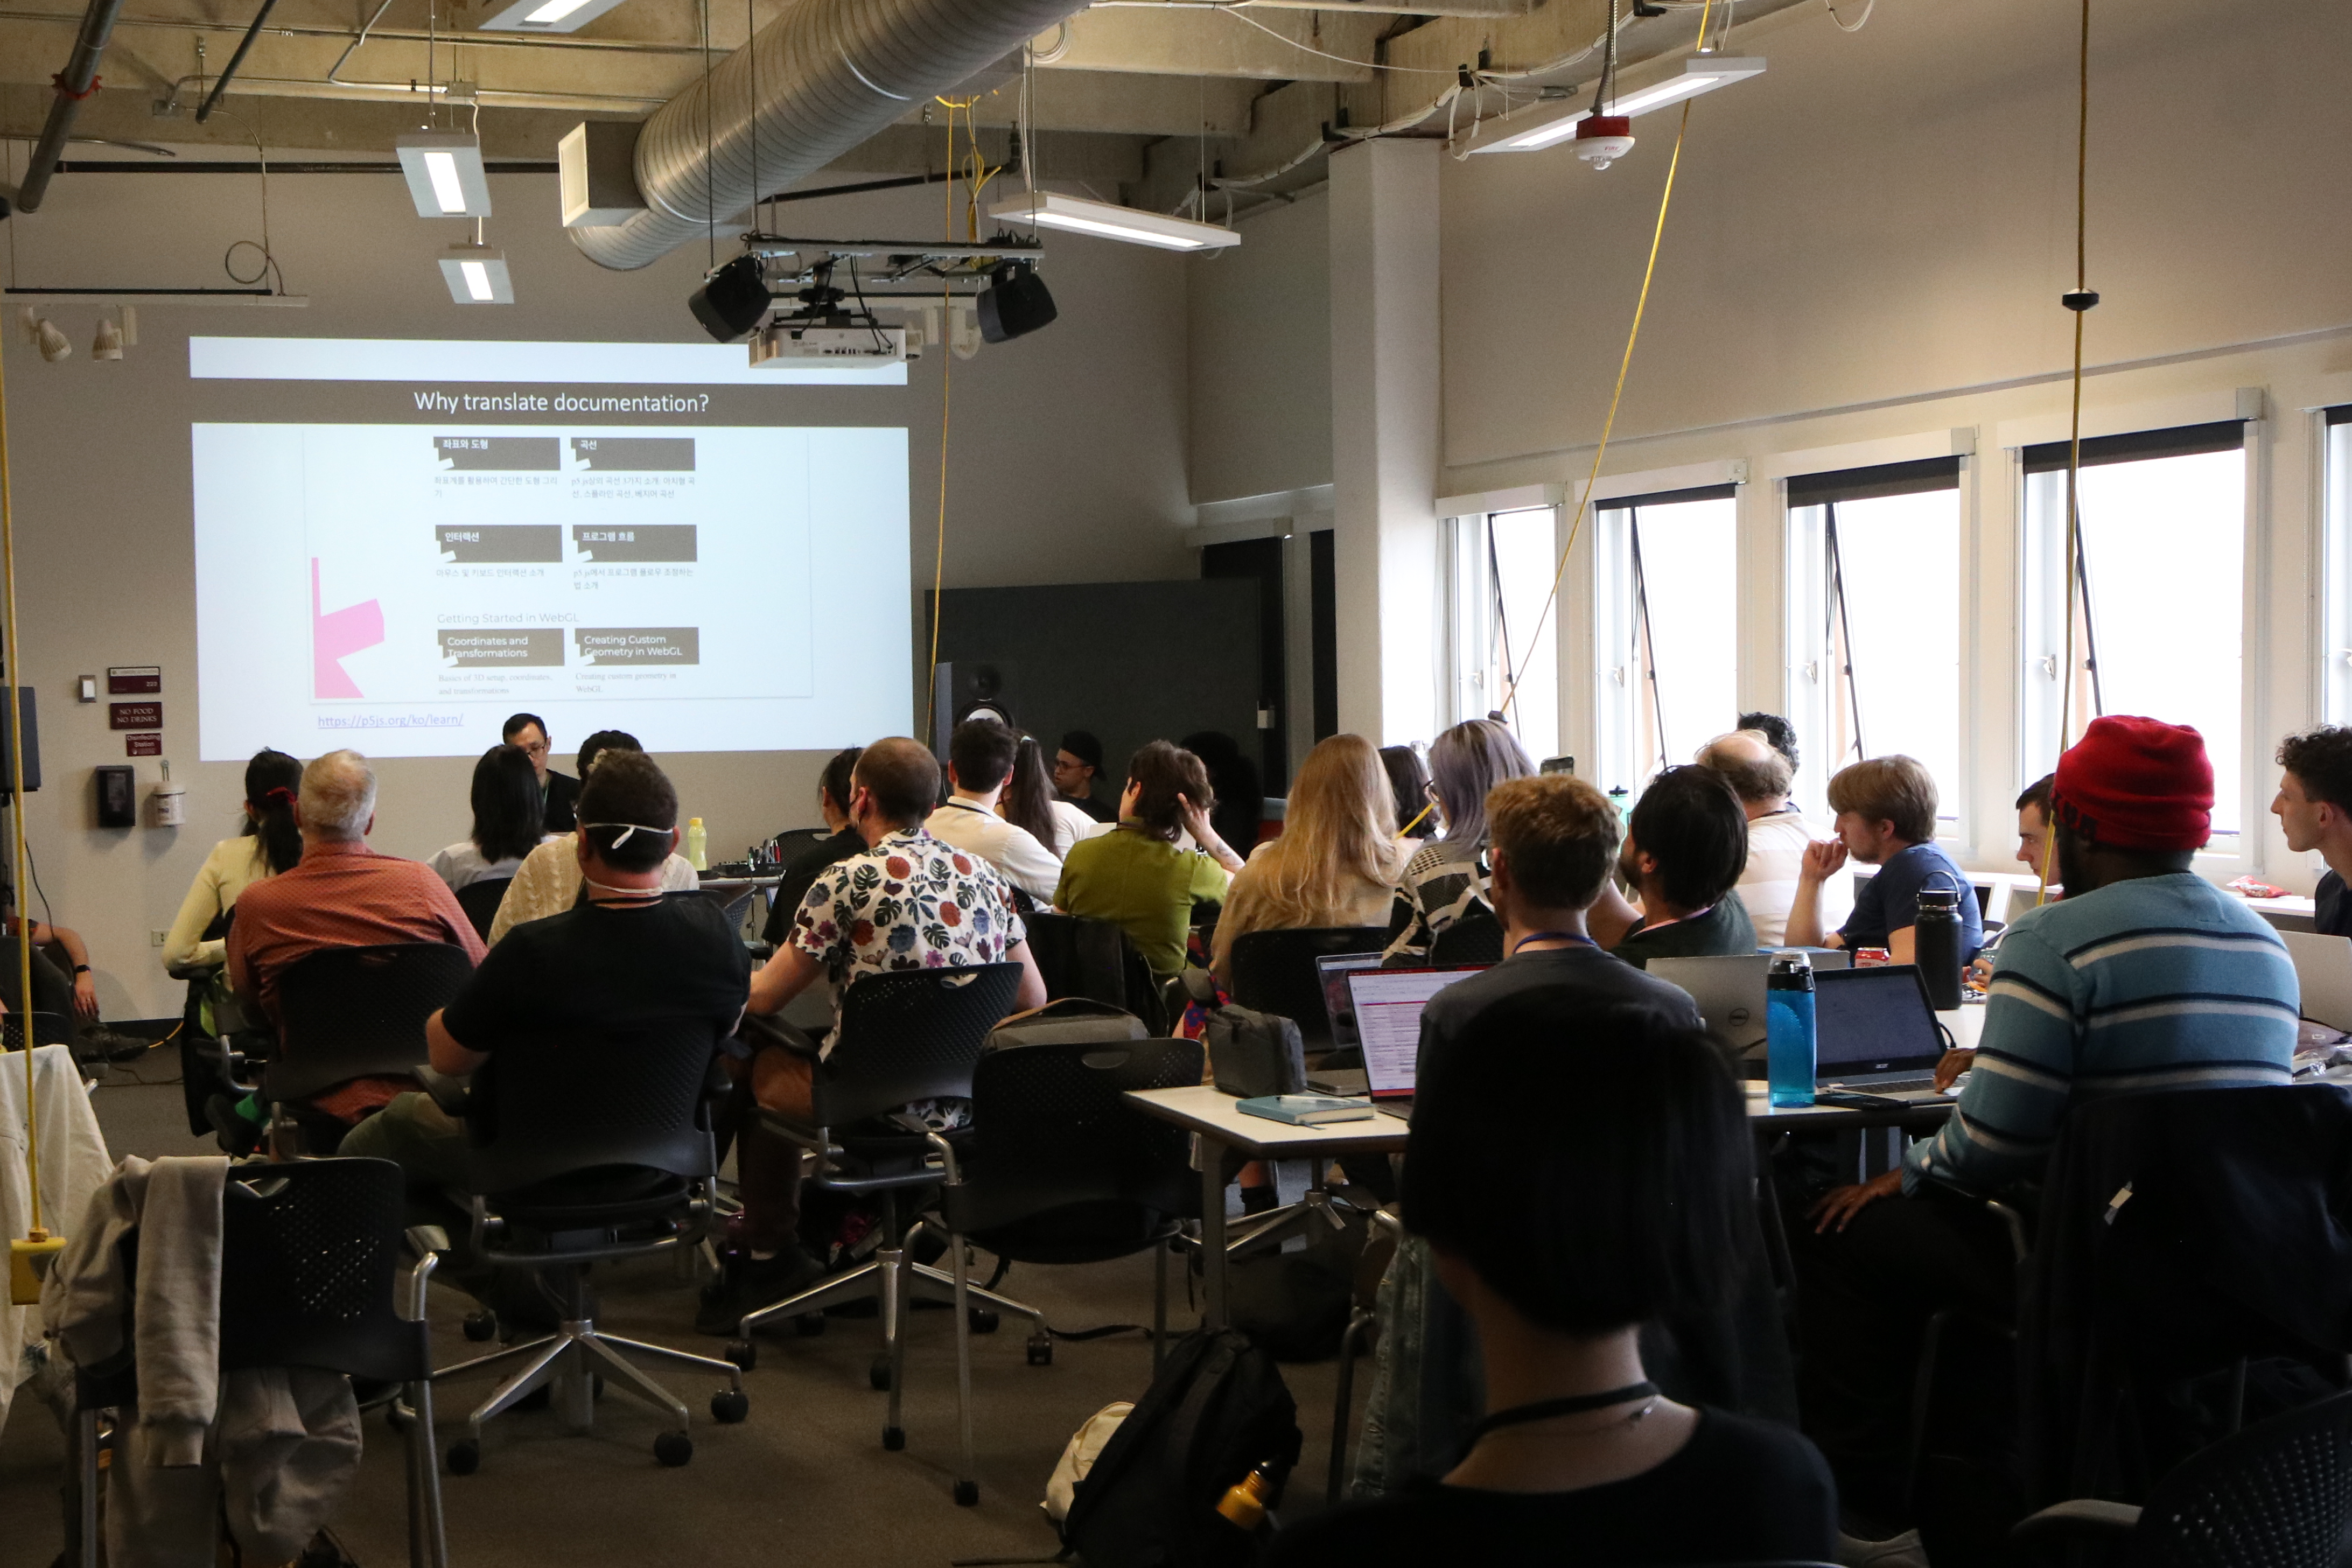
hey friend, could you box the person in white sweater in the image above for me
[924,718,1063,903]
[1693,729,1853,948]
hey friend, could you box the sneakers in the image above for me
[695,1244,826,1336]
[204,1093,266,1157]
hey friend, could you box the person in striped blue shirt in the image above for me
[1793,716,2298,1530]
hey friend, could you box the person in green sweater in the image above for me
[1608,765,1758,969]
[1053,739,1246,978]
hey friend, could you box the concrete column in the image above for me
[1328,137,1441,747]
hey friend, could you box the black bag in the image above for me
[1227,1205,1366,1361]
[1206,1005,1305,1099]
[1062,1327,1303,1568]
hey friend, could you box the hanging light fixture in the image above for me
[397,131,494,218]
[1469,58,1767,155]
[439,238,513,304]
[988,191,1240,253]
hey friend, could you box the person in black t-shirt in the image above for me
[2273,726,2352,937]
[1267,997,1836,1568]
[344,751,749,1197]
[1053,730,1115,823]
[762,745,868,944]
[1608,765,1758,969]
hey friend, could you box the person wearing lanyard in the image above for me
[922,717,1065,904]
[1607,765,1759,970]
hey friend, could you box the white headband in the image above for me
[581,822,671,848]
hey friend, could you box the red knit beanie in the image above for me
[2049,716,2213,852]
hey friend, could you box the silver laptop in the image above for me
[2281,931,2352,1032]
[1344,965,1484,1119]
[1651,950,1852,1059]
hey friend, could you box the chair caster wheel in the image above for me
[724,1340,758,1371]
[883,1425,906,1451]
[954,1479,980,1507]
[1025,1335,1054,1367]
[793,1312,827,1337]
[655,1431,694,1467]
[711,1389,749,1424]
[869,1356,893,1391]
[462,1312,496,1342]
[969,1308,1000,1334]
[446,1439,480,1476]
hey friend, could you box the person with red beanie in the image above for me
[1791,716,2299,1531]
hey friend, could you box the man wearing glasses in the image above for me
[501,712,582,832]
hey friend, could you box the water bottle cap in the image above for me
[689,817,704,827]
[1768,951,1812,974]
[1917,887,1959,911]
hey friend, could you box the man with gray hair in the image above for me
[225,749,482,1145]
[1695,729,1852,948]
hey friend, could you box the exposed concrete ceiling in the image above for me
[0,0,1805,220]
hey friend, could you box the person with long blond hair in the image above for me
[1212,734,1407,984]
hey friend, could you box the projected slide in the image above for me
[193,420,909,760]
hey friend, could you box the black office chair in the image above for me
[771,826,831,858]
[730,964,1034,1455]
[1427,906,1505,966]
[1225,926,1391,1054]
[921,1035,1204,1504]
[427,1022,748,1472]
[68,1158,445,1568]
[224,942,475,1157]
[1024,911,1169,1034]
[2012,1389,2352,1567]
[3,1010,75,1051]
[453,878,512,940]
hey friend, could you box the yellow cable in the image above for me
[924,102,958,743]
[2036,0,2091,909]
[1500,0,1712,724]
[0,287,38,1240]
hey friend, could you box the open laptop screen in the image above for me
[1315,951,1390,1052]
[1813,964,1945,1079]
[1346,966,1483,1098]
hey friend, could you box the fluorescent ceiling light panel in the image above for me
[988,191,1240,252]
[1469,57,1766,153]
[477,0,631,32]
[396,132,493,216]
[438,245,513,304]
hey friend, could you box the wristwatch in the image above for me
[72,964,90,975]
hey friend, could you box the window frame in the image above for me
[2322,407,2352,729]
[1441,505,1564,765]
[1590,483,1740,797]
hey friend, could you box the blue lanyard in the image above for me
[1513,930,1598,954]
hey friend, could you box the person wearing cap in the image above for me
[1053,729,1115,823]
[1794,717,2298,1529]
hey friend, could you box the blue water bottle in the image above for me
[1766,952,1817,1109]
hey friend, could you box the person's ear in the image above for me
[363,812,376,838]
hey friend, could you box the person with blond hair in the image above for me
[1784,754,1982,964]
[1211,734,1407,983]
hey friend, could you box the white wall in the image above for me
[1187,188,1332,506]
[2,170,1194,1018]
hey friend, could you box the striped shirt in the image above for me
[1905,871,2297,1196]
[1383,836,1488,961]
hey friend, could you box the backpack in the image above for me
[1062,1328,1302,1568]
[1046,1402,1133,1527]
[1205,1005,1305,1099]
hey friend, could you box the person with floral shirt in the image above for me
[701,737,1045,1334]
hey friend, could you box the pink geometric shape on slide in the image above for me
[312,557,386,700]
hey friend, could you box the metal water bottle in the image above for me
[1914,885,1964,1010]
[1766,953,1817,1109]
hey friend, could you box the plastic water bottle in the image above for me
[1914,885,1964,1010]
[684,817,708,871]
[1766,952,1817,1109]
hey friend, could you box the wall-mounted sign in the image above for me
[125,733,162,758]
[106,667,162,696]
[109,702,162,731]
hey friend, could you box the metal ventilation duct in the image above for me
[572,0,1083,271]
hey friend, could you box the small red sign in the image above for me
[125,733,162,757]
[109,702,161,731]
[107,666,162,695]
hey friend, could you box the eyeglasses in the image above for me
[517,741,549,758]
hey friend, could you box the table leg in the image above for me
[1201,1133,1229,1332]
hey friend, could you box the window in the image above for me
[2325,409,2352,726]
[2021,421,2248,839]
[1785,458,1964,826]
[1444,507,1560,765]
[1592,486,1739,796]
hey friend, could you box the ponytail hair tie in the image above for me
[263,786,296,808]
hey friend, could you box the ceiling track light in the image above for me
[1467,57,1767,156]
[987,191,1240,253]
[397,132,494,219]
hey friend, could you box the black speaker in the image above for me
[977,262,1056,344]
[0,689,40,796]
[930,661,1018,755]
[688,254,771,344]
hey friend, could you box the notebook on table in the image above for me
[1345,965,1485,1121]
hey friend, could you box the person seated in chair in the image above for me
[1794,716,2298,1530]
[708,737,1048,1333]
[487,731,700,943]
[1605,765,1757,969]
[1268,998,1836,1566]
[1784,754,1982,964]
[342,751,750,1233]
[760,745,866,945]
[1695,728,1853,947]
[926,717,1064,904]
[222,748,483,1151]
[1054,740,1245,983]
[429,743,549,892]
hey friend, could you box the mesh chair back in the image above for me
[2135,1389,2352,1568]
[1025,913,1168,1034]
[2,1010,73,1049]
[454,877,512,940]
[215,1158,429,1384]
[814,964,1024,1129]
[969,1037,1203,1199]
[1226,927,1390,1050]
[263,943,475,1104]
[1429,907,1505,967]
[463,1020,723,1198]
[771,827,830,857]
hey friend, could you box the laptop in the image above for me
[1345,965,1485,1120]
[1814,964,1947,1088]
[1651,950,1853,1060]
[1315,951,1392,1054]
[2281,930,2352,1032]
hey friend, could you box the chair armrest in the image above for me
[2011,1499,2141,1544]
[400,1227,447,1321]
[414,1065,471,1118]
[216,1028,271,1095]
[1985,1198,2032,1264]
[924,1130,962,1186]
[1177,965,1219,1009]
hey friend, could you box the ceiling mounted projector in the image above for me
[689,254,771,344]
[989,191,1239,252]
[750,322,907,367]
[396,131,493,218]
[977,261,1056,344]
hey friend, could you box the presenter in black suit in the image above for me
[503,712,582,832]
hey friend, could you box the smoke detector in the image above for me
[1574,115,1635,170]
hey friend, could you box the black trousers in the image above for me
[1794,1185,2018,1523]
